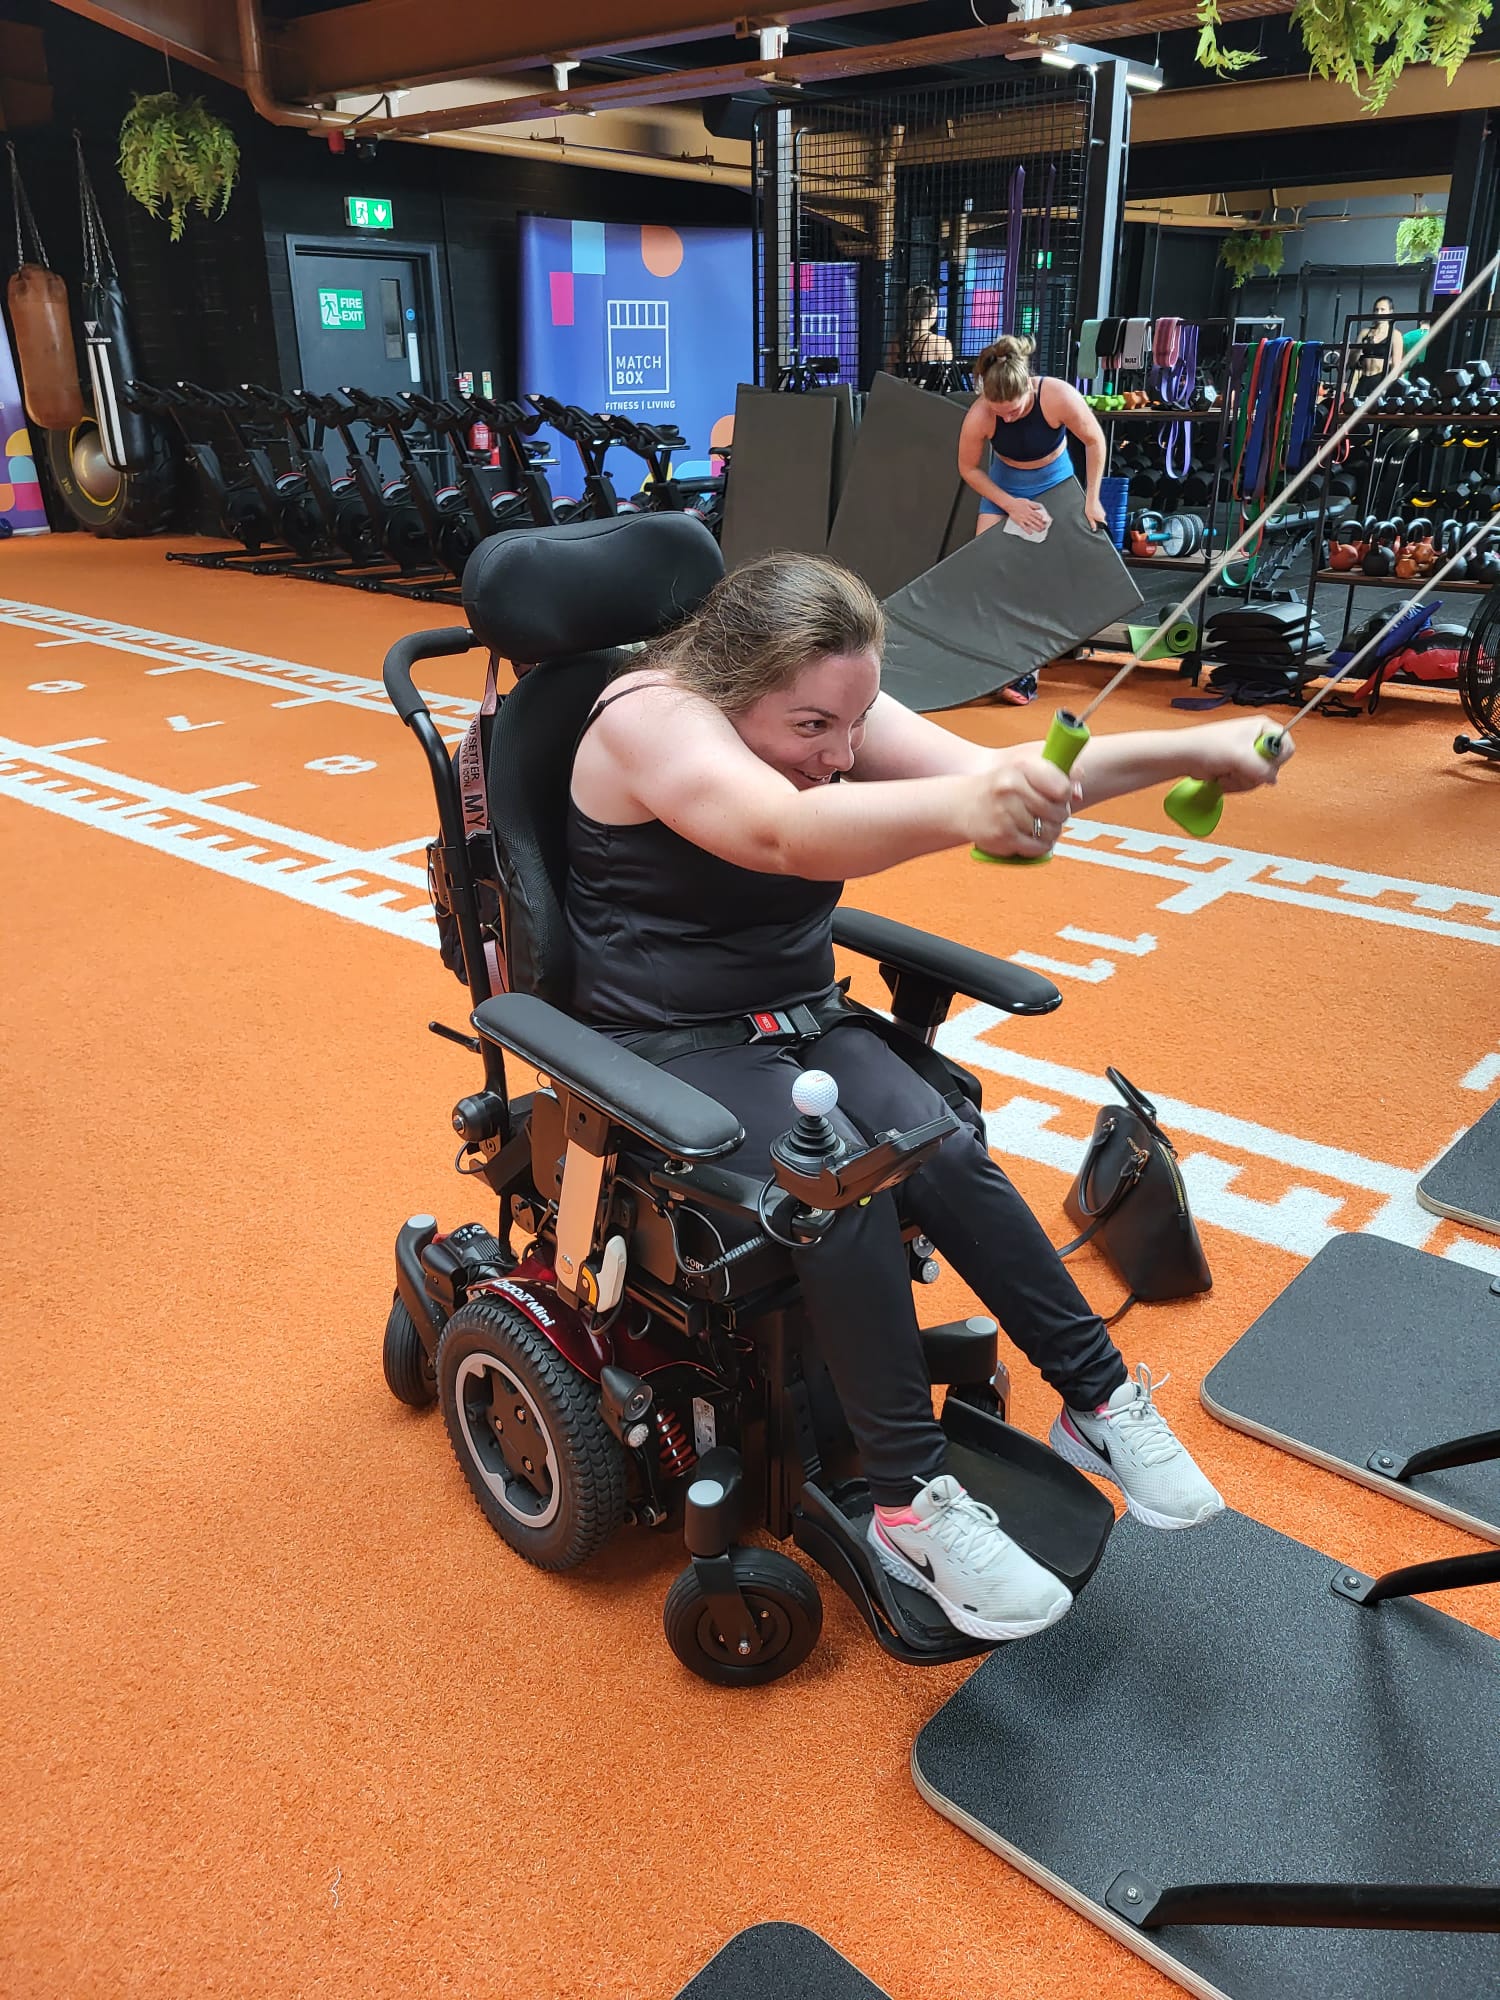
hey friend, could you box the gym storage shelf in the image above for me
[1313,567,1495,595]
[1124,553,1214,572]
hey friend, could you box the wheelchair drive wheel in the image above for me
[437,1295,626,1571]
[664,1547,823,1687]
[382,1295,436,1409]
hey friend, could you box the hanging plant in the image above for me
[1219,231,1286,288]
[1196,0,1492,109]
[118,92,239,243]
[1194,0,1261,72]
[1396,212,1444,264]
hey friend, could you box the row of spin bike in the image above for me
[123,378,728,603]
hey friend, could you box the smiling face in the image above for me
[731,648,881,790]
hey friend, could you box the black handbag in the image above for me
[1059,1067,1211,1320]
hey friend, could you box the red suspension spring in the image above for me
[655,1406,697,1480]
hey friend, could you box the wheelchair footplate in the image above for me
[793,1397,1116,1666]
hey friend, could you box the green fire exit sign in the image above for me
[345,195,393,229]
[318,288,366,330]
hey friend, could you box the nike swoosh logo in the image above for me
[1067,1414,1111,1465]
[879,1525,934,1579]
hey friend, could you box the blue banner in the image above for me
[518,215,751,486]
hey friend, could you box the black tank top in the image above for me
[565,683,843,1028]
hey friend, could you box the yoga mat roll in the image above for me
[1126,618,1198,660]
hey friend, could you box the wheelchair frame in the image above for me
[380,615,1115,1686]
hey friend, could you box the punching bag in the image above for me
[6,146,85,429]
[77,135,154,472]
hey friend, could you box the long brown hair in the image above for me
[975,333,1033,403]
[645,551,883,713]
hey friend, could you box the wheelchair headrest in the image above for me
[462,513,724,667]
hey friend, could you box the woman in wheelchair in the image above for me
[566,550,1291,1642]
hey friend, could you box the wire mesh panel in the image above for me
[753,71,1092,392]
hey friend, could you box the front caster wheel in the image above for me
[664,1548,823,1687]
[382,1295,436,1408]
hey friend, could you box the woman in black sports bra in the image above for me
[958,334,1108,540]
[566,551,1290,1642]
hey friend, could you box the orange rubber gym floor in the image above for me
[4,533,1498,2000]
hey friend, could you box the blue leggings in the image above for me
[978,446,1077,517]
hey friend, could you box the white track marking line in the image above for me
[1010,951,1116,983]
[1461,1054,1500,1092]
[0,741,434,944]
[7,597,1500,947]
[34,636,88,647]
[940,1005,1494,1270]
[0,737,426,882]
[193,782,258,799]
[1056,927,1157,955]
[40,737,107,751]
[0,599,477,728]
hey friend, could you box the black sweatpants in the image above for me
[665,1022,1127,1505]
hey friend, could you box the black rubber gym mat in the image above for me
[879,479,1143,712]
[826,372,972,598]
[718,385,852,573]
[673,1923,891,1998]
[1418,1099,1500,1235]
[913,1510,1500,2000]
[1202,1233,1500,1542]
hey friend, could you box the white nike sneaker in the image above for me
[1049,1364,1224,1530]
[867,1473,1073,1641]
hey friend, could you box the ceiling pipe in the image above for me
[354,0,1294,139]
[236,0,347,134]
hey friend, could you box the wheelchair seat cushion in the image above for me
[462,512,724,668]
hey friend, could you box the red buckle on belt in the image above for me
[748,1010,792,1038]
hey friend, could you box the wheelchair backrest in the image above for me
[464,513,724,1008]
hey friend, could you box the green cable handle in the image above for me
[1163,728,1284,838]
[972,710,1091,866]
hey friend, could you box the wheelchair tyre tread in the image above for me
[382,1295,437,1408]
[436,1295,626,1571]
[664,1547,823,1687]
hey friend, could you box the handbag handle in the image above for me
[1106,1066,1166,1136]
[1073,1114,1150,1223]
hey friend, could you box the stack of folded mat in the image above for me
[1201,600,1325,701]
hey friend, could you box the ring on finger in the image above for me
[1031,815,1045,843]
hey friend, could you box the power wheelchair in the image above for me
[380,512,1114,1686]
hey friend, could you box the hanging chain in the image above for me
[7,140,48,270]
[75,130,117,285]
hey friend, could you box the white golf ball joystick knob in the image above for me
[791,1069,839,1119]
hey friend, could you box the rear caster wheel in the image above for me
[382,1295,436,1408]
[437,1295,625,1571]
[664,1547,823,1687]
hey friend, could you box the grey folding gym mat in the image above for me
[718,385,853,573]
[880,479,1144,712]
[1202,1232,1500,1543]
[1418,1100,1500,1234]
[826,372,972,599]
[913,1511,1500,2000]
[673,1923,891,1999]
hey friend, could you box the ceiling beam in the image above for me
[353,0,1294,137]
[45,0,245,85]
[1133,56,1500,140]
[275,0,911,100]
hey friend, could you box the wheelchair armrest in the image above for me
[473,993,744,1162]
[832,907,1061,1018]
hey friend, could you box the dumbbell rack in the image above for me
[1302,306,1500,657]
